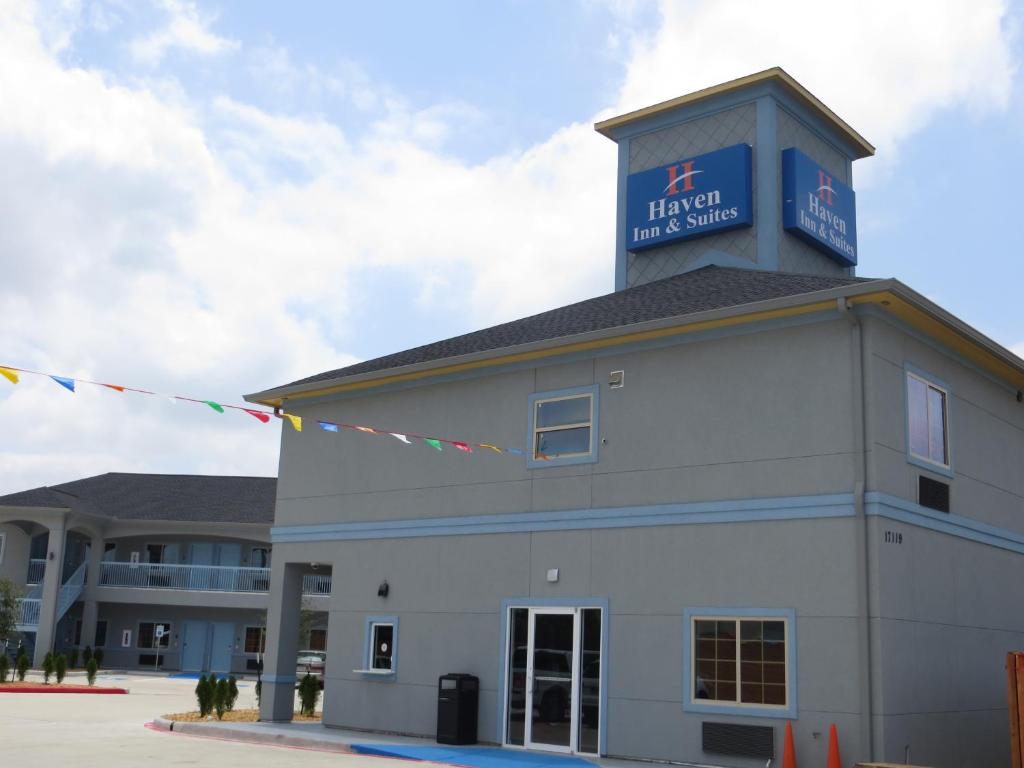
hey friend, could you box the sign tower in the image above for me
[596,67,874,290]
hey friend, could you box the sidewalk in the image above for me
[150,719,653,768]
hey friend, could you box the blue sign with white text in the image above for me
[625,143,753,251]
[781,147,857,266]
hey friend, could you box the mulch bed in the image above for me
[0,681,127,694]
[165,709,321,723]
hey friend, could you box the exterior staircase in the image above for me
[14,561,87,633]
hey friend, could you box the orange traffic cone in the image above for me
[826,723,842,768]
[782,721,797,768]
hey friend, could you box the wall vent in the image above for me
[702,721,775,759]
[919,475,950,513]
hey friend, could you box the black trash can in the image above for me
[436,673,479,745]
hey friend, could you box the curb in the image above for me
[0,685,129,694]
[149,718,352,753]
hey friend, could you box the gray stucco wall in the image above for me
[0,523,30,584]
[276,317,858,527]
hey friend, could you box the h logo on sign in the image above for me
[664,160,701,196]
[816,169,835,205]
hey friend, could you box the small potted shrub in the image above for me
[42,652,54,684]
[54,652,67,684]
[297,673,320,716]
[213,677,229,720]
[82,645,93,666]
[195,674,211,716]
[226,676,239,712]
[86,658,98,686]
[0,653,9,683]
[16,652,29,682]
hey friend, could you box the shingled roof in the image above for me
[0,473,276,524]
[277,265,875,390]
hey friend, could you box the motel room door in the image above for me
[209,622,234,674]
[181,620,208,672]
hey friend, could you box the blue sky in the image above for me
[0,0,1021,492]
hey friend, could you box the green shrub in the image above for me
[297,673,320,716]
[195,674,211,717]
[54,652,67,684]
[86,658,98,686]
[213,677,229,720]
[0,653,8,683]
[226,676,239,712]
[42,652,54,684]
[254,679,261,707]
[82,645,93,665]
[93,648,104,668]
[69,648,79,668]
[16,653,29,681]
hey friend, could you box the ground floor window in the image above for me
[95,620,108,648]
[137,621,171,649]
[244,626,266,654]
[684,608,795,717]
[370,623,394,670]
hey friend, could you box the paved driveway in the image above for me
[0,672,404,767]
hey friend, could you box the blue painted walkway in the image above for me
[352,745,596,768]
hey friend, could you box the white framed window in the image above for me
[906,368,951,474]
[683,608,796,718]
[370,623,394,670]
[360,616,398,676]
[121,629,132,648]
[250,547,270,568]
[527,385,599,468]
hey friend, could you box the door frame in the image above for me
[498,598,608,756]
[525,607,577,753]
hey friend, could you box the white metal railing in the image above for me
[99,561,272,592]
[96,561,332,596]
[302,573,332,596]
[16,598,41,629]
[26,559,46,584]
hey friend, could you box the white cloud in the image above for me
[0,0,1018,493]
[617,0,1017,184]
[128,0,239,66]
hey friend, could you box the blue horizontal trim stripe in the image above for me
[271,494,855,543]
[866,491,1024,555]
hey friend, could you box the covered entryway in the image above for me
[503,603,605,755]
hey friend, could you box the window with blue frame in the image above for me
[528,386,598,466]
[906,370,950,470]
[690,615,789,710]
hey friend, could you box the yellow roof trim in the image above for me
[254,288,1024,408]
[258,299,839,406]
[594,67,875,159]
[848,292,1024,389]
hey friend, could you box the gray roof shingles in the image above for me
[0,473,276,524]
[281,265,874,389]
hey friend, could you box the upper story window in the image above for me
[906,368,951,473]
[527,385,599,468]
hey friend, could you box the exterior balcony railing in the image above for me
[97,561,331,596]
[26,559,46,584]
[16,598,41,628]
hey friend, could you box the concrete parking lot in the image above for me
[0,671,421,767]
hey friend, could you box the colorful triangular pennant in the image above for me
[50,375,75,393]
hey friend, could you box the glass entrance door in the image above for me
[527,609,576,751]
[504,605,603,754]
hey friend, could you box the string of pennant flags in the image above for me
[0,364,534,458]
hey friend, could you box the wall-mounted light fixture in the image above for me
[48,551,55,561]
[377,580,389,598]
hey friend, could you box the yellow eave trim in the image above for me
[594,67,875,159]
[256,289,1024,408]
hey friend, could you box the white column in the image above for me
[33,523,66,666]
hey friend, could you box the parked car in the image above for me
[296,650,326,688]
